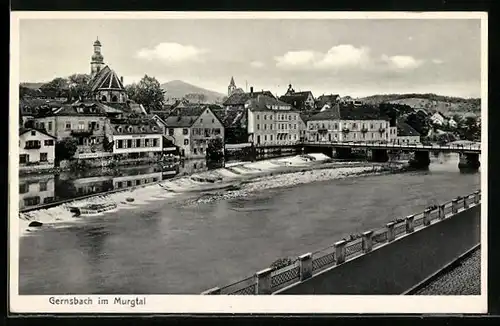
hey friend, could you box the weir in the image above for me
[203,191,481,295]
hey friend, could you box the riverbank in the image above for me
[18,154,408,235]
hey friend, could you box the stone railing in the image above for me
[301,141,481,152]
[202,190,481,295]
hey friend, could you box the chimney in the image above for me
[250,87,254,95]
[121,76,124,84]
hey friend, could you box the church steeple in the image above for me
[228,76,237,96]
[91,37,105,78]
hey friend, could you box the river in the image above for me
[18,152,480,294]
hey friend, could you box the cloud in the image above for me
[136,42,208,63]
[275,44,371,70]
[381,55,423,70]
[250,60,265,68]
[432,59,444,64]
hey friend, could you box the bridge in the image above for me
[226,141,481,170]
[202,190,481,295]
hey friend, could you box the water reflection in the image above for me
[19,159,210,211]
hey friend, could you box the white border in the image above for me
[9,11,488,314]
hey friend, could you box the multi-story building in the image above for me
[152,106,225,159]
[430,112,447,126]
[306,105,397,143]
[223,86,276,111]
[246,95,301,146]
[32,101,123,157]
[106,120,163,160]
[19,127,56,171]
[279,84,315,111]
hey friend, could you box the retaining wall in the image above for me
[275,204,480,295]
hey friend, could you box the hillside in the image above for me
[20,82,45,89]
[359,94,480,116]
[161,80,225,104]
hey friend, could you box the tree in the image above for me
[125,75,165,112]
[55,137,78,162]
[40,77,69,98]
[206,137,224,161]
[457,116,480,141]
[405,112,431,137]
[68,74,92,101]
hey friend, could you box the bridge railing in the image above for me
[300,141,481,151]
[202,190,481,295]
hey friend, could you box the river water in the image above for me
[18,152,480,294]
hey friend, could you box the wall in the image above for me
[307,120,392,143]
[112,133,163,154]
[277,205,480,295]
[395,135,421,145]
[249,109,301,146]
[18,174,55,210]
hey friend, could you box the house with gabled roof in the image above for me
[152,105,225,159]
[279,84,315,111]
[19,127,57,172]
[394,121,421,144]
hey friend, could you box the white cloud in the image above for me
[275,44,370,70]
[136,42,208,63]
[381,55,423,70]
[432,59,444,64]
[250,60,265,68]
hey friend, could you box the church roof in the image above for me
[229,76,236,87]
[89,66,124,91]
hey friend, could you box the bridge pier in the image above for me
[409,151,430,169]
[368,149,389,163]
[458,153,480,171]
[333,147,352,159]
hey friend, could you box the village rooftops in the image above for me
[397,122,421,137]
[307,104,390,121]
[159,105,207,128]
[223,90,276,106]
[110,121,162,135]
[88,66,125,91]
[246,95,296,112]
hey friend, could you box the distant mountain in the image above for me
[359,93,481,116]
[161,80,225,104]
[20,82,45,89]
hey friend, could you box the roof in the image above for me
[307,104,389,121]
[316,94,340,108]
[88,66,124,91]
[40,101,114,117]
[279,92,313,109]
[432,111,446,119]
[223,90,276,106]
[160,105,210,128]
[246,95,294,112]
[229,76,236,87]
[397,122,420,137]
[19,127,56,139]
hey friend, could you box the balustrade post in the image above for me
[474,191,480,204]
[255,268,273,295]
[406,215,415,233]
[423,208,431,226]
[334,240,347,265]
[201,287,221,295]
[452,198,459,214]
[362,230,374,253]
[386,222,395,242]
[464,195,470,209]
[438,204,445,220]
[298,253,313,281]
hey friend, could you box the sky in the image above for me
[18,18,482,98]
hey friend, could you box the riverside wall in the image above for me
[275,204,481,295]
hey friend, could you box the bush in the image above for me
[270,257,295,271]
[55,138,78,161]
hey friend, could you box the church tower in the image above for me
[228,76,236,96]
[90,37,105,78]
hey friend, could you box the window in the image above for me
[43,197,55,204]
[19,183,28,194]
[40,153,48,162]
[214,128,221,135]
[184,139,189,145]
[194,148,197,154]
[212,119,215,123]
[136,139,141,147]
[257,124,260,130]
[117,140,123,149]
[39,181,48,191]
[65,122,71,130]
[145,139,150,147]
[153,139,158,147]
[264,135,267,141]
[264,124,267,130]
[352,123,357,129]
[31,131,36,136]
[168,128,174,136]
[334,123,338,130]
[44,139,54,146]
[183,129,188,135]
[200,148,204,154]
[264,115,267,120]
[127,140,132,148]
[48,122,53,131]
[257,115,260,120]
[24,197,40,207]
[39,122,45,130]
[200,118,203,123]
[78,121,85,130]
[270,124,273,130]
[270,115,273,120]
[270,135,273,141]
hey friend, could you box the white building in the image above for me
[306,106,396,143]
[246,95,301,146]
[447,117,458,128]
[19,174,55,209]
[19,128,56,171]
[430,112,447,126]
[106,121,163,159]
